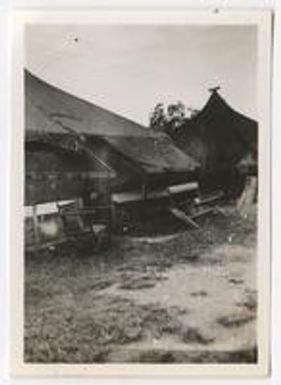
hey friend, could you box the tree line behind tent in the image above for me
[25,70,257,251]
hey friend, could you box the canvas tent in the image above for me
[25,70,199,206]
[168,89,258,196]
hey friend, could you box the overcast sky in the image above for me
[25,24,257,125]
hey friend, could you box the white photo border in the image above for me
[9,9,272,377]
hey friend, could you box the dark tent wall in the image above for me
[168,91,258,197]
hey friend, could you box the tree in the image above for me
[166,101,186,132]
[149,101,187,134]
[149,103,166,131]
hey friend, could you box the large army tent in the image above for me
[25,70,199,205]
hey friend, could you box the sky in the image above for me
[25,24,257,126]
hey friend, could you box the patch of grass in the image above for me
[228,278,244,285]
[134,351,177,363]
[131,347,257,364]
[89,279,115,291]
[180,327,215,345]
[25,294,186,363]
[236,289,257,312]
[118,273,167,291]
[217,312,255,328]
[190,290,208,297]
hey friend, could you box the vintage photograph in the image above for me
[17,12,270,373]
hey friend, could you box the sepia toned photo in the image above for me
[10,10,271,377]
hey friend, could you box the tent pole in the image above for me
[32,204,39,253]
[141,183,147,200]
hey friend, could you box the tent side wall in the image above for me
[25,140,114,206]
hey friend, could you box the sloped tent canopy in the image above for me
[25,70,199,204]
[168,90,257,196]
[86,134,199,190]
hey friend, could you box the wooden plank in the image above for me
[168,182,199,194]
[169,207,200,229]
[194,191,224,206]
[191,207,214,219]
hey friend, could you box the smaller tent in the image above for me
[168,89,258,196]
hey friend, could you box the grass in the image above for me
[24,294,187,363]
[217,312,256,328]
[24,205,257,363]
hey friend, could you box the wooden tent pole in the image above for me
[110,199,117,230]
[141,183,147,200]
[32,204,39,252]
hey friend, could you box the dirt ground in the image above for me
[24,204,257,363]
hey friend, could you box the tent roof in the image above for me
[194,90,257,152]
[26,70,154,138]
[170,90,257,169]
[25,70,199,176]
[104,134,198,174]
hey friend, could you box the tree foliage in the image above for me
[149,101,189,134]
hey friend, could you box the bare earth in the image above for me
[24,205,257,363]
